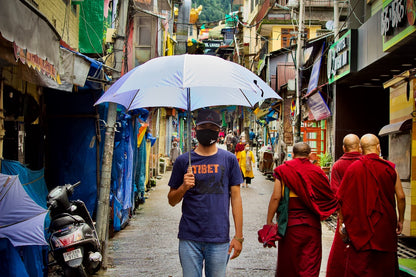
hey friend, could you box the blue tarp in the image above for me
[0,238,48,277]
[109,108,150,231]
[111,113,134,231]
[0,238,30,277]
[0,171,49,277]
[45,89,150,232]
[44,90,101,216]
[1,160,49,209]
[134,121,147,205]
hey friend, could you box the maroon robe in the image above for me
[274,158,337,277]
[326,151,361,277]
[337,153,399,276]
[330,152,362,194]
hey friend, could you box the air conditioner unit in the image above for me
[287,0,299,8]
[288,79,296,91]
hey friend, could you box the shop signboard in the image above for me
[306,92,331,121]
[203,40,222,55]
[381,0,416,51]
[13,43,58,81]
[327,30,357,84]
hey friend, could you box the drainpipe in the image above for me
[96,0,129,269]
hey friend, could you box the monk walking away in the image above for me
[266,142,338,277]
[335,134,406,277]
[329,134,362,194]
[326,134,362,277]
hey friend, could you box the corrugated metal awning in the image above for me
[0,0,60,67]
[379,119,412,136]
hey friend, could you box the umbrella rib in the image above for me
[0,176,14,202]
[239,89,253,107]
[0,211,48,229]
[126,89,140,111]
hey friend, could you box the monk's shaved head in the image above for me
[343,134,360,153]
[360,134,380,155]
[293,142,311,158]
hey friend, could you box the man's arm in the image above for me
[394,169,406,235]
[229,185,243,259]
[266,178,282,225]
[167,167,194,206]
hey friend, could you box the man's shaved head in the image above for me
[343,134,360,153]
[360,134,380,155]
[293,142,311,158]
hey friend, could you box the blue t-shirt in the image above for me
[168,148,243,243]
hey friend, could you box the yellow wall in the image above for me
[269,25,321,52]
[36,0,80,50]
[2,67,39,101]
[390,80,416,236]
[390,82,413,123]
[411,79,416,236]
[159,108,167,157]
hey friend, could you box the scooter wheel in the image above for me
[63,265,87,277]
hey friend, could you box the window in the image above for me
[281,28,310,48]
[134,15,154,66]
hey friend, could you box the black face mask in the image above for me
[196,129,219,146]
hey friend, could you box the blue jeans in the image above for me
[179,240,230,277]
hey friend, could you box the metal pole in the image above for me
[330,0,340,158]
[96,0,129,269]
[334,0,340,40]
[295,0,305,143]
[187,88,192,167]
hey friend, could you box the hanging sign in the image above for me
[327,30,357,84]
[306,92,331,121]
[306,42,325,94]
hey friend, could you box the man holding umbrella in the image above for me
[168,109,244,277]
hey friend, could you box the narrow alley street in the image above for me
[99,150,335,277]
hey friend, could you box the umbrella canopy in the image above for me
[94,54,281,111]
[0,174,48,247]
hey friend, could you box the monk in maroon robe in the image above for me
[330,134,362,194]
[327,134,361,277]
[266,142,337,277]
[337,134,406,277]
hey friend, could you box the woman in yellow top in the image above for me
[238,144,255,187]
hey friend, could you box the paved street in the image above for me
[99,151,335,277]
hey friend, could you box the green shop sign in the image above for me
[327,30,357,84]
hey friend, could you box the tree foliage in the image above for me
[193,0,239,23]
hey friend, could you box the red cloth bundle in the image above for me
[258,224,282,248]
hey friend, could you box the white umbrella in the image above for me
[95,54,282,162]
[95,54,281,111]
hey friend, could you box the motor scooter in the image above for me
[47,181,102,276]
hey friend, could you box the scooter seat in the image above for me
[50,214,85,230]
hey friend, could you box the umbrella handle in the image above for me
[187,88,192,167]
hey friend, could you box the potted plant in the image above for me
[318,152,332,175]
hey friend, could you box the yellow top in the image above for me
[282,184,298,197]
